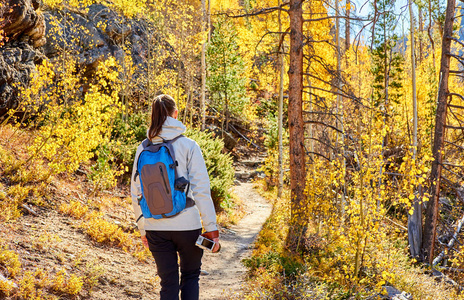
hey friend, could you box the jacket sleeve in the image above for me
[130,145,145,236]
[188,142,218,232]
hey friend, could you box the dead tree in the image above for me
[422,0,456,264]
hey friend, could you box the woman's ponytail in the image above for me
[148,94,177,140]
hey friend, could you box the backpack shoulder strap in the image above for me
[141,138,152,148]
[133,139,152,181]
[164,135,184,169]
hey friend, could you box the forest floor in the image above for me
[0,140,271,299]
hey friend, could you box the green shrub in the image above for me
[185,128,234,208]
[109,112,149,180]
[243,251,304,278]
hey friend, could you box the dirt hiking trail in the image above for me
[200,182,272,299]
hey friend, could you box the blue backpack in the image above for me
[134,135,194,221]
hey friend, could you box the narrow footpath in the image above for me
[199,182,272,299]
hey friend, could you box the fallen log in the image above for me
[433,212,464,266]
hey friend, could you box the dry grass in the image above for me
[217,191,246,226]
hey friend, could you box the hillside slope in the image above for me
[0,125,271,299]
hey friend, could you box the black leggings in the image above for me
[146,229,203,300]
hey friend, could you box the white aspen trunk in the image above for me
[201,0,207,131]
[407,0,422,258]
[335,0,346,216]
[278,0,284,198]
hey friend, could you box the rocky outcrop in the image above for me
[2,0,46,48]
[0,0,46,115]
[1,1,177,116]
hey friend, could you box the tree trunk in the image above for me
[336,0,346,216]
[418,6,424,63]
[422,0,455,263]
[278,0,285,199]
[345,0,350,57]
[407,0,422,259]
[286,0,307,251]
[427,0,436,69]
[201,0,207,131]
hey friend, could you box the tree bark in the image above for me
[278,0,285,199]
[345,0,350,58]
[418,5,424,63]
[422,0,455,263]
[286,0,307,251]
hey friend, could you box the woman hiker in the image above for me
[130,94,220,300]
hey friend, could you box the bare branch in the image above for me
[303,110,340,116]
[304,120,343,133]
[449,36,464,48]
[305,151,332,162]
[303,84,359,102]
[449,104,464,109]
[304,136,336,150]
[222,4,289,18]
[442,162,464,168]
[445,125,464,130]
[445,140,464,151]
[303,15,368,22]
[448,93,464,102]
[448,53,464,66]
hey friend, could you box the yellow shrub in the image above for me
[80,214,133,251]
[66,274,84,295]
[10,161,51,185]
[0,278,15,297]
[32,233,62,251]
[58,200,89,219]
[6,184,30,203]
[21,57,121,178]
[0,196,22,222]
[0,248,21,278]
[132,247,152,263]
[18,271,42,299]
[52,269,83,296]
[34,268,49,289]
[83,261,105,290]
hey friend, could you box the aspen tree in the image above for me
[201,0,207,131]
[277,0,285,199]
[407,0,422,259]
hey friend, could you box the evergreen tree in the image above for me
[370,0,404,124]
[206,15,247,131]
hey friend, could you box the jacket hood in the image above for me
[148,116,186,142]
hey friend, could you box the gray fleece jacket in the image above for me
[130,117,218,235]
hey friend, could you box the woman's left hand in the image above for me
[141,235,149,249]
[212,238,221,253]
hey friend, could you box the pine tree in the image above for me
[370,0,404,147]
[206,15,247,131]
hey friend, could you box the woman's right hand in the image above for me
[212,238,220,253]
[202,230,220,253]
